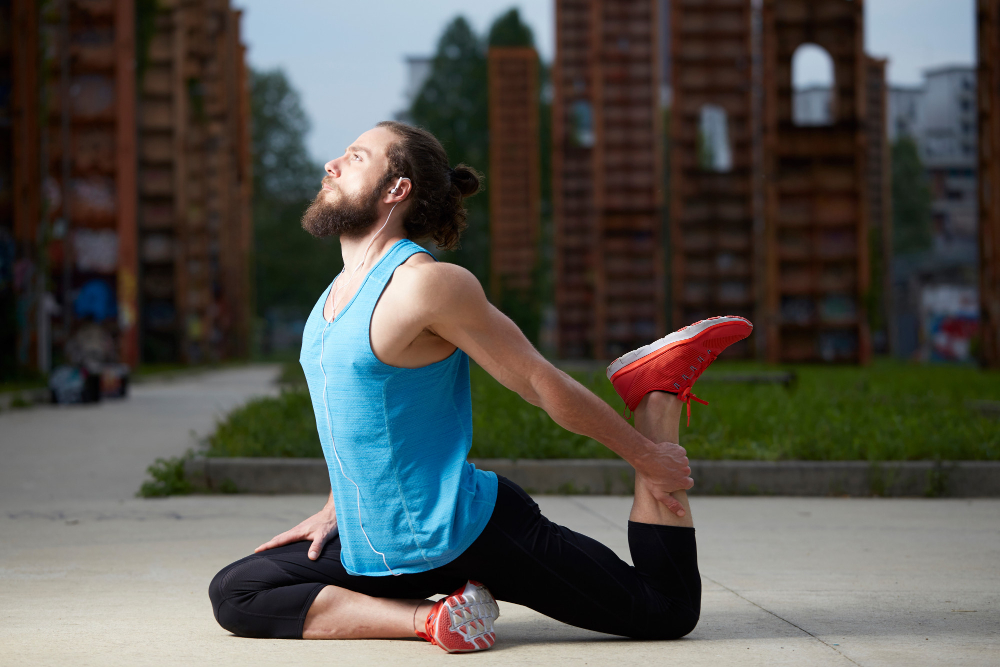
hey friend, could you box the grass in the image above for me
[204,390,321,458]
[0,377,47,394]
[602,361,999,462]
[138,453,193,497]
[197,358,999,462]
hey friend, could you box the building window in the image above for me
[792,44,835,126]
[697,105,733,172]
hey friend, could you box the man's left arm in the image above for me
[417,263,692,513]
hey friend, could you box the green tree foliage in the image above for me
[488,8,535,47]
[135,0,158,83]
[892,136,933,255]
[250,68,343,327]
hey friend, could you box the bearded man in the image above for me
[208,121,752,652]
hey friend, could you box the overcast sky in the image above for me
[235,0,975,165]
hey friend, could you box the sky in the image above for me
[235,0,974,164]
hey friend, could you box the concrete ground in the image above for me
[1,367,997,666]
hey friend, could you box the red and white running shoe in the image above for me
[416,580,499,653]
[607,316,753,425]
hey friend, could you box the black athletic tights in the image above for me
[209,476,701,640]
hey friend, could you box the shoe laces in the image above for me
[619,347,719,425]
[677,386,709,427]
[415,602,439,644]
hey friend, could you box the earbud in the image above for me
[389,176,410,194]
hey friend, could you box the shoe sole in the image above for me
[431,581,499,653]
[606,316,753,380]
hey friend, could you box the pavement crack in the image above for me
[568,498,627,533]
[703,574,864,666]
[568,500,865,666]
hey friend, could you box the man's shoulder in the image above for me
[395,253,484,301]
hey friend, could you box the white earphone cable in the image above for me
[319,200,403,576]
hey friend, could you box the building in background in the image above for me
[669,0,758,359]
[137,0,253,364]
[553,0,665,360]
[885,66,978,361]
[763,0,872,364]
[488,47,541,306]
[980,0,1000,369]
[920,66,978,254]
[800,67,978,256]
[796,63,980,362]
[792,85,833,126]
[0,0,251,377]
[887,85,923,142]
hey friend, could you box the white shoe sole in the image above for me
[606,316,752,380]
[433,581,500,652]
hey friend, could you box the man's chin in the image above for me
[301,181,382,239]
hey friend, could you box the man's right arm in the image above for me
[415,263,692,514]
[255,491,338,561]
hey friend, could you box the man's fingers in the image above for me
[660,492,686,517]
[308,536,325,560]
[254,530,298,553]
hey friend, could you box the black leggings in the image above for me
[209,476,701,640]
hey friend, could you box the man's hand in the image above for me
[631,440,693,517]
[255,503,338,561]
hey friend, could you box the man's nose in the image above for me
[325,158,340,177]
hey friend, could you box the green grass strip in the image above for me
[204,359,999,462]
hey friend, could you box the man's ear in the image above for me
[387,176,412,203]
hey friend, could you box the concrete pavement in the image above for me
[1,367,998,666]
[0,366,280,509]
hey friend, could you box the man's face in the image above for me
[301,127,395,239]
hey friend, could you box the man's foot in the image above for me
[416,580,499,653]
[607,316,753,425]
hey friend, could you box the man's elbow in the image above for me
[518,388,543,407]
[527,366,575,413]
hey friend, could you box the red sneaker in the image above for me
[606,316,753,425]
[416,580,499,653]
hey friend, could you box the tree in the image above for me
[250,68,342,334]
[488,8,535,47]
[891,136,933,255]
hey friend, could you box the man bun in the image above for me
[449,164,482,198]
[376,121,483,251]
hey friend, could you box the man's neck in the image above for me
[339,225,406,277]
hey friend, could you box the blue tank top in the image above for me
[299,238,498,576]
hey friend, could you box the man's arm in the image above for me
[415,263,693,513]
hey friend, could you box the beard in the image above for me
[301,179,384,239]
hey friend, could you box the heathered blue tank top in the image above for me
[299,238,498,576]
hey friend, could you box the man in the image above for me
[208,121,752,652]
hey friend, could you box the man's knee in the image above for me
[208,557,272,637]
[632,604,700,640]
[660,605,700,640]
[207,564,231,625]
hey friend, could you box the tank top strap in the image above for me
[354,239,434,311]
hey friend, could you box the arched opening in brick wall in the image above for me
[792,43,836,126]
